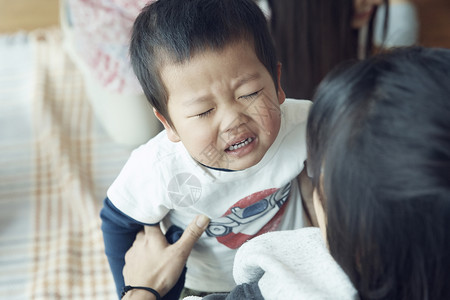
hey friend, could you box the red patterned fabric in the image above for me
[67,0,155,94]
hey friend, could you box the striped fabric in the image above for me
[0,28,131,299]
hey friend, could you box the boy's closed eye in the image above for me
[196,108,214,118]
[194,89,263,118]
[238,89,263,101]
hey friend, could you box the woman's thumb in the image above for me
[177,215,210,251]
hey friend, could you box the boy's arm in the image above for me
[100,197,149,297]
[101,198,186,300]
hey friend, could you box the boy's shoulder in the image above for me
[281,98,312,113]
[128,130,188,169]
[107,130,193,208]
[281,98,312,125]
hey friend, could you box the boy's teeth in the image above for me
[228,137,253,151]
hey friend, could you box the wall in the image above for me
[0,0,59,33]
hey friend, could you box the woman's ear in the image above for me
[153,108,180,142]
[313,189,327,244]
[276,62,286,105]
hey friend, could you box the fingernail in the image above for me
[196,215,209,229]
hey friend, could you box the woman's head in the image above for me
[307,46,450,299]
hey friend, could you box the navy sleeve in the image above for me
[100,197,149,297]
[100,197,186,299]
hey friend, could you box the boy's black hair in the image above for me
[130,0,277,126]
[307,46,450,300]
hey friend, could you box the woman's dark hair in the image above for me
[130,0,278,126]
[268,0,388,100]
[307,46,450,300]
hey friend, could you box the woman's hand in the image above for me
[122,215,210,299]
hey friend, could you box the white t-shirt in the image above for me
[107,99,312,291]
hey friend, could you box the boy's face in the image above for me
[156,41,285,170]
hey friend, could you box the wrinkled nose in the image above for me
[220,104,250,138]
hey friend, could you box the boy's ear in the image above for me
[153,108,180,142]
[276,62,286,105]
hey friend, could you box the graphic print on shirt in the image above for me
[167,173,202,207]
[206,182,291,249]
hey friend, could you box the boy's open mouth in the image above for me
[226,137,254,151]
